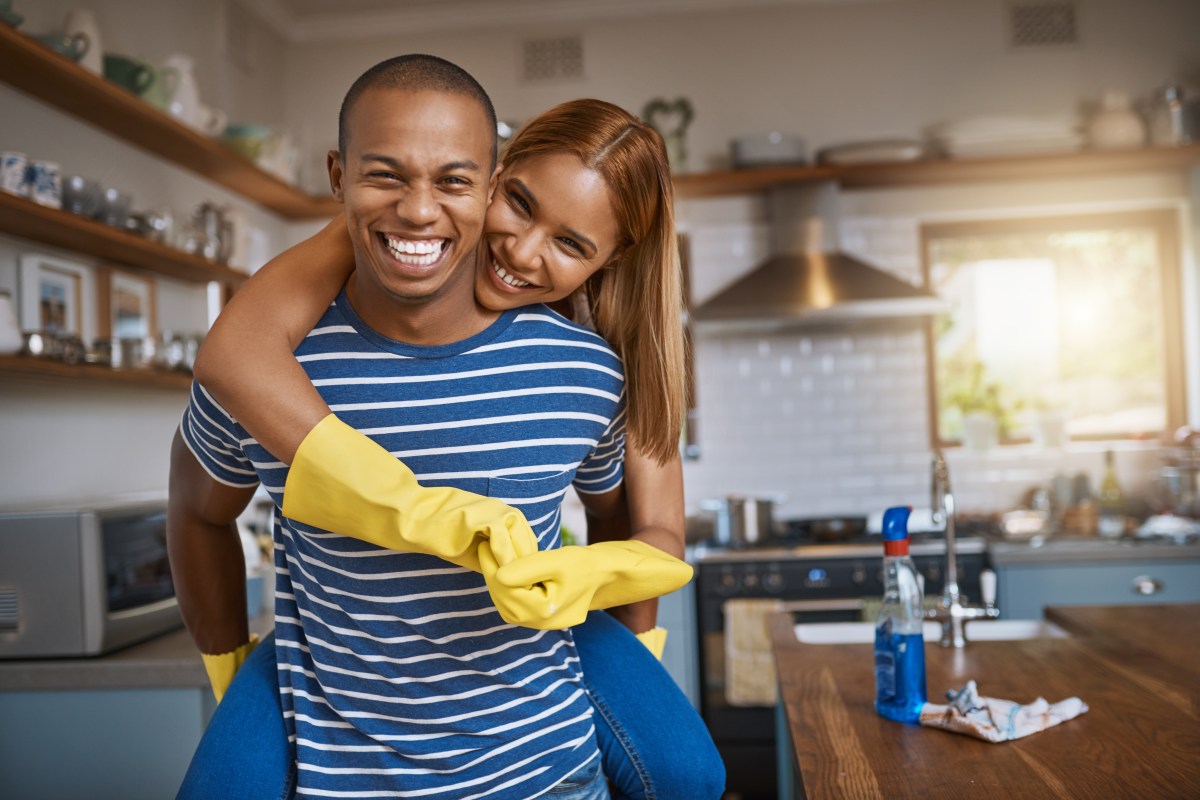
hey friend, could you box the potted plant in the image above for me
[945,362,1021,451]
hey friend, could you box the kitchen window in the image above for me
[921,210,1186,447]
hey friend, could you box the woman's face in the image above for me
[475,152,623,310]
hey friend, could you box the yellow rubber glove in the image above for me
[201,634,260,703]
[480,540,693,630]
[635,626,668,660]
[282,415,539,570]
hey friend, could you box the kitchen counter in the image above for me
[988,536,1200,565]
[0,611,274,692]
[771,604,1200,798]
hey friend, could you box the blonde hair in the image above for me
[502,99,685,464]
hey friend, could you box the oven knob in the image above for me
[850,567,867,585]
[764,571,784,592]
[743,572,760,589]
[718,570,737,594]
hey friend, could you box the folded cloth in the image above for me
[919,680,1088,743]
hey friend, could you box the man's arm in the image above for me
[580,444,686,635]
[167,428,258,654]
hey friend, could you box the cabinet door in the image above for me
[658,580,700,709]
[996,560,1200,619]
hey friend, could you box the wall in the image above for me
[679,172,1189,517]
[0,0,292,506]
[266,0,1200,516]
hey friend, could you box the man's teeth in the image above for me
[494,263,531,288]
[385,236,444,266]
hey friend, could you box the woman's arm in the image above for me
[193,217,354,463]
[582,442,685,634]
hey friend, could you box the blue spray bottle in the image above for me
[874,505,927,723]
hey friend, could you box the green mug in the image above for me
[103,53,154,96]
[141,63,180,111]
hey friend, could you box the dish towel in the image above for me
[919,680,1088,742]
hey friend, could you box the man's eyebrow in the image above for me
[360,154,482,173]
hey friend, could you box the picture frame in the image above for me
[17,254,96,341]
[98,268,158,340]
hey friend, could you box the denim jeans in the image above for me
[545,754,610,800]
[177,612,724,800]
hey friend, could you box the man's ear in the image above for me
[485,164,502,204]
[327,150,345,202]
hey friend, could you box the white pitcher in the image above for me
[161,53,203,130]
[63,9,102,75]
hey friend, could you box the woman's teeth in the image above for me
[494,262,532,288]
[385,235,444,267]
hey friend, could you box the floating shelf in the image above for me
[0,355,193,391]
[0,24,338,220]
[672,141,1200,198]
[0,192,246,285]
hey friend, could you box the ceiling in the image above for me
[241,0,900,43]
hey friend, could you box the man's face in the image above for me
[329,87,496,316]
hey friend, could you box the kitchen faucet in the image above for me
[926,450,999,647]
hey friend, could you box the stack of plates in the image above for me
[926,114,1084,158]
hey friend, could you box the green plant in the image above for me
[945,361,1024,438]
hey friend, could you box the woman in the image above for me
[183,99,722,799]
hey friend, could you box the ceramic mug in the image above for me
[34,31,89,61]
[1,151,28,196]
[103,54,154,96]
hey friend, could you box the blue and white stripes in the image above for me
[181,296,625,799]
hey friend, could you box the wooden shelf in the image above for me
[0,355,193,391]
[0,24,339,220]
[0,192,246,285]
[672,141,1200,198]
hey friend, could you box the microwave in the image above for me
[0,495,183,658]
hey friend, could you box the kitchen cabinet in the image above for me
[988,539,1200,619]
[0,24,336,220]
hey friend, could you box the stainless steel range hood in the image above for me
[692,183,945,331]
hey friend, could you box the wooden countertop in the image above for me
[771,604,1200,798]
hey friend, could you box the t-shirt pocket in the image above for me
[487,470,576,549]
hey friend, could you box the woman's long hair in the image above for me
[501,99,685,465]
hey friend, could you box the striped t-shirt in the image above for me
[181,293,626,799]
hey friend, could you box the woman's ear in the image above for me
[327,150,345,202]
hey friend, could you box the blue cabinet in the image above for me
[990,541,1200,619]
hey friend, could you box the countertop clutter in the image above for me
[771,604,1200,799]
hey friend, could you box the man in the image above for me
[169,55,649,799]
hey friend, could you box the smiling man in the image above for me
[168,55,631,799]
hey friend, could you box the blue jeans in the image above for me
[177,612,724,800]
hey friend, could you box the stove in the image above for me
[692,516,989,800]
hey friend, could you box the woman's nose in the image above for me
[506,230,543,270]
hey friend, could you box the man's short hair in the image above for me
[338,54,498,168]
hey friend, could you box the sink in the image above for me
[794,619,1070,644]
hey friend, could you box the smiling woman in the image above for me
[925,208,1186,446]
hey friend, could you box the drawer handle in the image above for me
[1131,575,1164,596]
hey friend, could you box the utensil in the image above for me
[703,495,778,547]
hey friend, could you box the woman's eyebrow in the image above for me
[508,177,598,255]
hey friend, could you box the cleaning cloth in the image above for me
[919,680,1088,742]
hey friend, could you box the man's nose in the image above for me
[395,183,439,226]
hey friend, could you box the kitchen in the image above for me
[2,1,1199,798]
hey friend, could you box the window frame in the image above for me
[919,209,1187,448]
